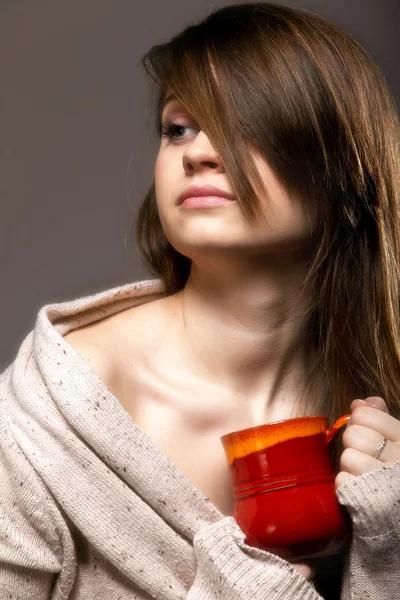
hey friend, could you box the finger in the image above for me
[335,470,355,490]
[350,399,367,411]
[292,561,315,581]
[342,424,390,461]
[348,406,400,442]
[339,447,383,477]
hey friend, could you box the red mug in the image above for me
[220,414,351,561]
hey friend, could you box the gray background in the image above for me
[1,0,399,370]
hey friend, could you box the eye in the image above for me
[160,118,198,141]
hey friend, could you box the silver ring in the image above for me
[373,437,387,459]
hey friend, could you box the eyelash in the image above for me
[160,118,196,141]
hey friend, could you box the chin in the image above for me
[168,237,255,259]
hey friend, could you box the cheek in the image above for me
[154,153,175,199]
[154,154,163,189]
[154,154,174,232]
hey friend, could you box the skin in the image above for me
[155,99,400,580]
[155,99,315,414]
[337,396,400,488]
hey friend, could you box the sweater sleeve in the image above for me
[188,462,400,600]
[336,460,400,600]
[0,376,72,599]
[187,516,323,600]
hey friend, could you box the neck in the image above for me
[171,254,315,418]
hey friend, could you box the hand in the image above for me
[335,396,400,489]
[292,554,343,587]
[292,561,315,581]
[293,554,344,594]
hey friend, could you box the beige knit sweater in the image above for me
[1,278,399,599]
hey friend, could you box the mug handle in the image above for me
[326,414,351,444]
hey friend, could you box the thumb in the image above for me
[364,396,389,413]
[350,396,389,413]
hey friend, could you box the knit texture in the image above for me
[0,278,399,599]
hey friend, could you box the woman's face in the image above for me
[154,99,313,262]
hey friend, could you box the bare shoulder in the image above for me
[64,318,116,388]
[63,294,174,389]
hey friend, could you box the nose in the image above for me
[182,130,225,175]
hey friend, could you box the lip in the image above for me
[178,184,236,205]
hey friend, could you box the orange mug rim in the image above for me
[220,415,328,443]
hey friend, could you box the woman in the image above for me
[0,2,399,598]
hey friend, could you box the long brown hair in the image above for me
[135,2,400,421]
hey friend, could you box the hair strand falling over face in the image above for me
[134,2,400,423]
